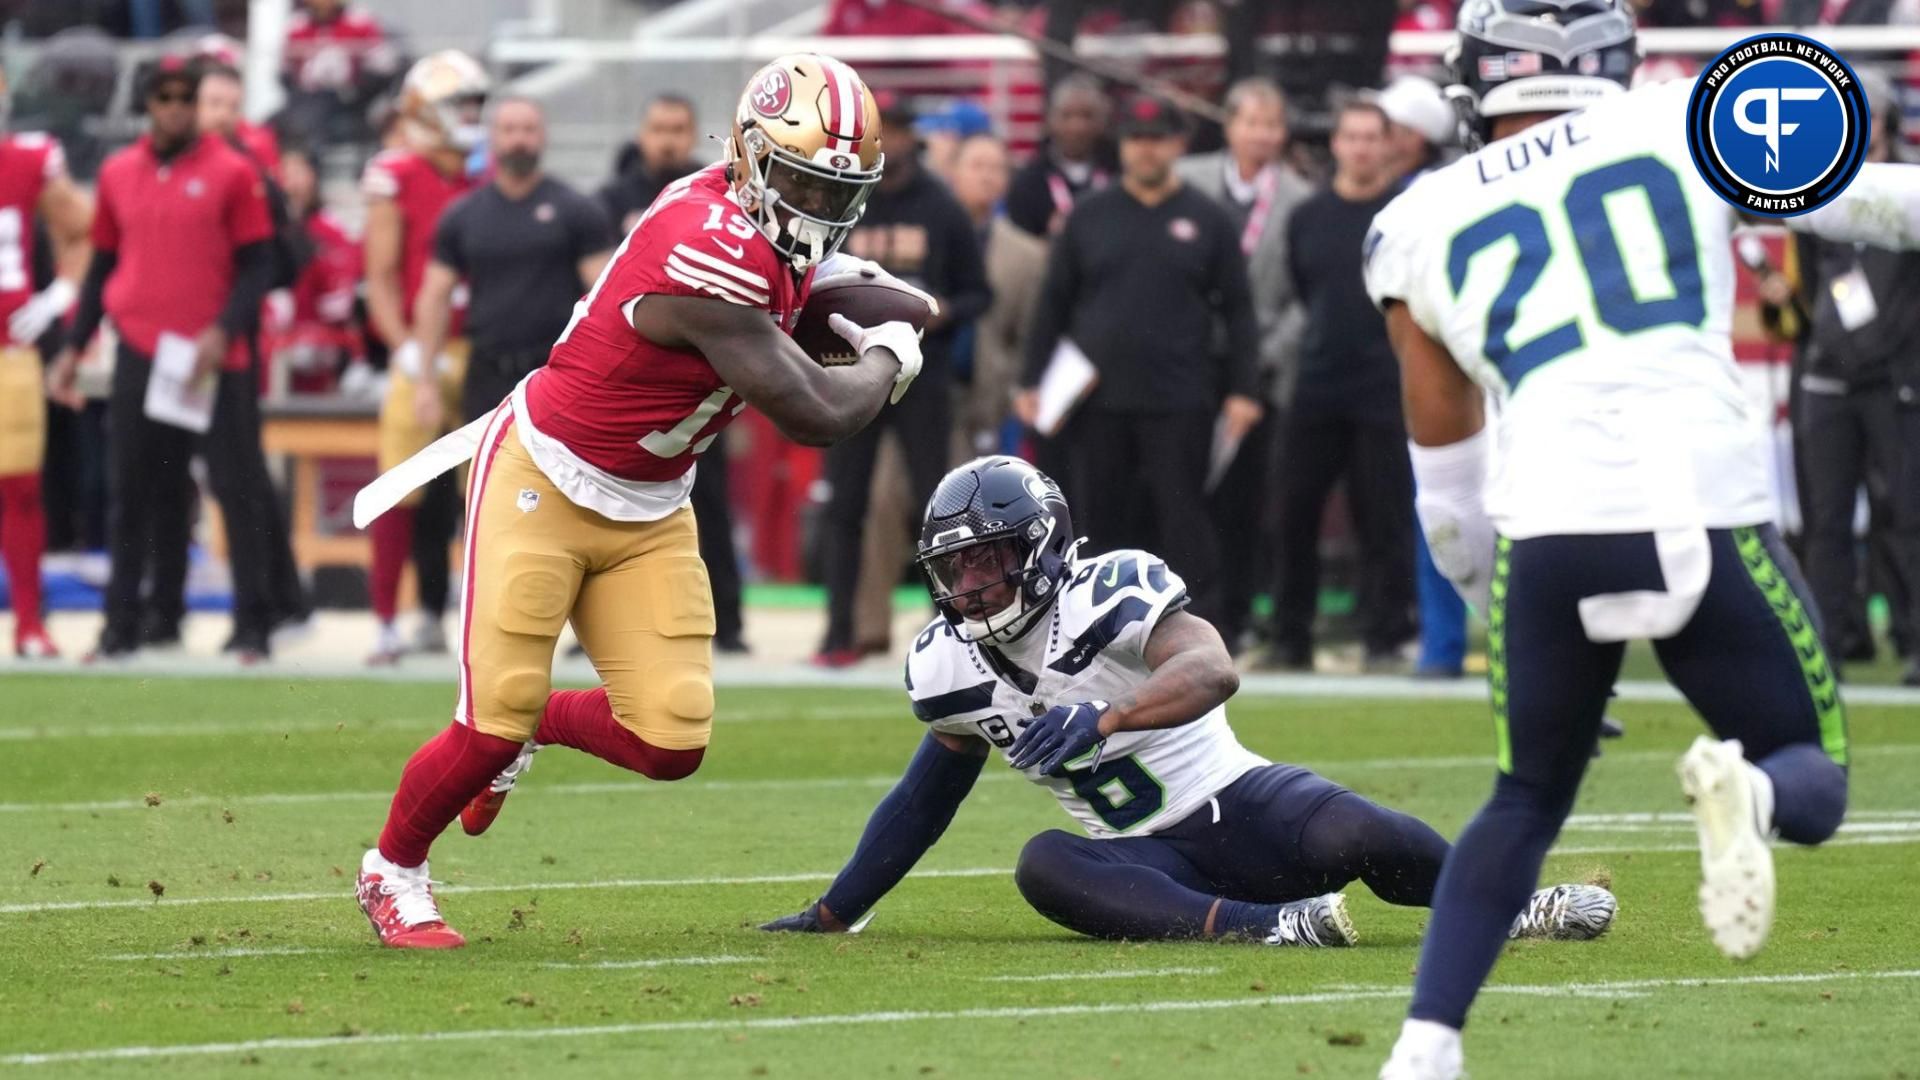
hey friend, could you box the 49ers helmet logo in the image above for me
[750,68,792,119]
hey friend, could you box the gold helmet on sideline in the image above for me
[725,53,884,270]
[397,49,491,154]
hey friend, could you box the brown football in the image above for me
[791,281,936,366]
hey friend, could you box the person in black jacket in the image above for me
[1015,96,1263,627]
[1004,76,1112,239]
[598,95,699,235]
[814,100,992,667]
[1270,100,1415,672]
[1766,77,1920,685]
[195,60,313,661]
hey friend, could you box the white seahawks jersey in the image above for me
[904,549,1266,839]
[1365,78,1769,539]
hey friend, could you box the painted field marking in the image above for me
[11,828,1917,918]
[540,955,753,970]
[7,746,1916,815]
[983,966,1223,983]
[103,946,327,961]
[0,867,1009,916]
[5,969,1916,1067]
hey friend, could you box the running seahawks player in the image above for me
[762,456,1615,946]
[1370,3,1920,1076]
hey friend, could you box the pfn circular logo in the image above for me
[1685,33,1869,217]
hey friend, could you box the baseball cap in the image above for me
[1376,75,1455,147]
[1117,95,1186,139]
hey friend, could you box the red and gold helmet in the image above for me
[726,53,884,270]
[397,49,490,154]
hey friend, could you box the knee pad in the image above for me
[600,554,717,750]
[1013,830,1078,904]
[1762,746,1848,846]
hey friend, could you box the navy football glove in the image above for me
[760,901,832,933]
[1008,700,1111,776]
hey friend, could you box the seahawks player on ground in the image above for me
[1370,3,1920,1076]
[763,456,1615,946]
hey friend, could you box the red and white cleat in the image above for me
[355,849,466,949]
[460,741,539,836]
[14,629,59,660]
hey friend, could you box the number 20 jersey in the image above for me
[1364,78,1767,540]
[905,549,1266,839]
[520,164,814,519]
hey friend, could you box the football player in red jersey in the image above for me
[360,50,487,665]
[0,64,91,659]
[353,53,926,948]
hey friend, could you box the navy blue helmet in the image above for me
[1446,0,1639,149]
[917,456,1076,645]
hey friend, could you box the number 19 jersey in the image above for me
[519,164,814,520]
[0,133,63,325]
[1365,78,1768,539]
[904,549,1266,839]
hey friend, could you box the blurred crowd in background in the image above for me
[1,0,1918,685]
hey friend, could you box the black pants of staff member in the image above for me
[205,356,308,639]
[461,347,550,426]
[1207,408,1279,652]
[1271,406,1416,661]
[691,429,744,647]
[820,366,952,654]
[1795,383,1920,664]
[1067,408,1220,625]
[102,345,197,650]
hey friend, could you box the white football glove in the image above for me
[8,278,76,345]
[828,313,923,405]
[810,256,941,320]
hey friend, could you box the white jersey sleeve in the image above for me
[1365,77,1773,540]
[1051,549,1191,677]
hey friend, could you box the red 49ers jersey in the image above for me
[523,164,814,485]
[0,133,65,325]
[360,147,474,343]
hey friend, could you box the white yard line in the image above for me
[540,955,753,970]
[12,830,1917,917]
[6,969,1917,1067]
[0,867,1010,916]
[983,966,1223,982]
[103,946,327,961]
[15,656,1920,706]
[6,744,1916,815]
[0,704,908,742]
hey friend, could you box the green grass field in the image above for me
[5,674,1918,1078]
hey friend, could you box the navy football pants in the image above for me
[1409,525,1849,1029]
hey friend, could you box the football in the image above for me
[791,277,937,366]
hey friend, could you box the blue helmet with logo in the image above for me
[1447,0,1640,149]
[917,456,1076,645]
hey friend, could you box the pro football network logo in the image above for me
[1685,33,1870,217]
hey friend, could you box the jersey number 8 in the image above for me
[1071,755,1165,832]
[1448,154,1706,389]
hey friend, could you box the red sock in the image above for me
[0,474,46,635]
[377,721,525,868]
[537,688,705,781]
[368,505,415,623]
